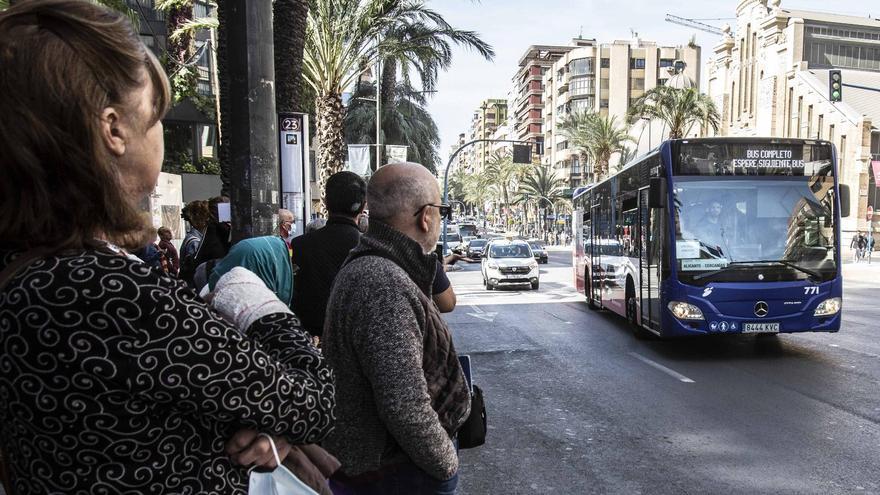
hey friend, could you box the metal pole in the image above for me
[227,0,279,241]
[442,138,534,253]
[375,42,383,170]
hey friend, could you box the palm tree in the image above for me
[483,150,528,229]
[345,80,440,173]
[557,110,596,179]
[559,110,634,183]
[517,165,566,233]
[627,86,721,139]
[304,0,493,211]
[378,13,493,109]
[274,0,310,114]
[461,172,493,222]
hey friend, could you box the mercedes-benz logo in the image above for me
[754,301,769,318]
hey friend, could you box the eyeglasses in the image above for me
[414,203,453,221]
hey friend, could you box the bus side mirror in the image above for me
[649,177,667,209]
[839,184,850,218]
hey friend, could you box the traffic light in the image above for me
[512,144,531,164]
[829,70,843,102]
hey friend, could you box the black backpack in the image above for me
[178,236,202,287]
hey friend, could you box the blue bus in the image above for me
[572,137,849,338]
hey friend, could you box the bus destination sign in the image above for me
[675,142,831,177]
[731,149,805,172]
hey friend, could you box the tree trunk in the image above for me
[380,57,397,108]
[273,0,309,114]
[315,93,347,216]
[216,0,231,197]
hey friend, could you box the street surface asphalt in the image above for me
[446,248,880,495]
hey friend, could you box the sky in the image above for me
[425,0,876,169]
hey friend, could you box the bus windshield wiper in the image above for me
[752,260,822,281]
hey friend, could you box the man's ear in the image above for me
[417,207,431,233]
[100,106,126,157]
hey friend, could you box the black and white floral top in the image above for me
[0,248,335,494]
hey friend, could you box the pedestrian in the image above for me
[0,2,335,493]
[179,199,210,285]
[305,218,327,234]
[868,232,876,264]
[291,171,367,340]
[206,236,293,306]
[851,231,864,263]
[279,208,295,256]
[194,195,232,266]
[323,162,470,494]
[157,226,179,276]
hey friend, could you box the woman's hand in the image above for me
[225,428,292,469]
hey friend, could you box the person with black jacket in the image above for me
[291,171,367,338]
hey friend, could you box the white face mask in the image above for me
[284,224,296,242]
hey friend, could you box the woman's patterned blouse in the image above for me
[0,248,335,494]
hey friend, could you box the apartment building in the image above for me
[542,38,700,189]
[513,45,576,160]
[126,0,219,169]
[707,0,880,233]
[461,99,509,174]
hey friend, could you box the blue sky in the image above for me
[425,0,875,168]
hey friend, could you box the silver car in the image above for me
[481,240,540,290]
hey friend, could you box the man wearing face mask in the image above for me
[278,208,295,257]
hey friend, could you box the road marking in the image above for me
[543,310,573,325]
[467,304,497,322]
[629,352,695,383]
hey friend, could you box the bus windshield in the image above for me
[673,142,837,283]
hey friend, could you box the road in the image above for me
[446,248,880,494]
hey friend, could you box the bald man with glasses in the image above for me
[323,163,471,494]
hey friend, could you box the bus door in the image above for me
[590,203,602,305]
[638,187,658,329]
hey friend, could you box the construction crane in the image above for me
[665,14,729,35]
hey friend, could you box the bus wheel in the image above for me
[626,280,650,340]
[586,270,600,310]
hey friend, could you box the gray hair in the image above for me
[305,218,326,234]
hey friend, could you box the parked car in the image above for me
[465,238,488,260]
[481,240,539,290]
[529,242,549,264]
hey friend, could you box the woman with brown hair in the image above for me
[0,1,335,494]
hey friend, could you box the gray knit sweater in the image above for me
[322,220,470,481]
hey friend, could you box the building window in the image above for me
[659,58,675,68]
[786,87,794,137]
[600,58,610,68]
[807,105,813,138]
[569,77,595,96]
[731,82,736,125]
[840,135,847,167]
[630,78,645,90]
[804,24,880,69]
[568,58,594,77]
[829,124,835,143]
[818,114,824,139]
[630,58,646,69]
[600,99,609,108]
[796,96,803,138]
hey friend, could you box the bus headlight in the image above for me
[814,297,841,317]
[668,301,704,320]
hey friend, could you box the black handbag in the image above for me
[456,384,486,449]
